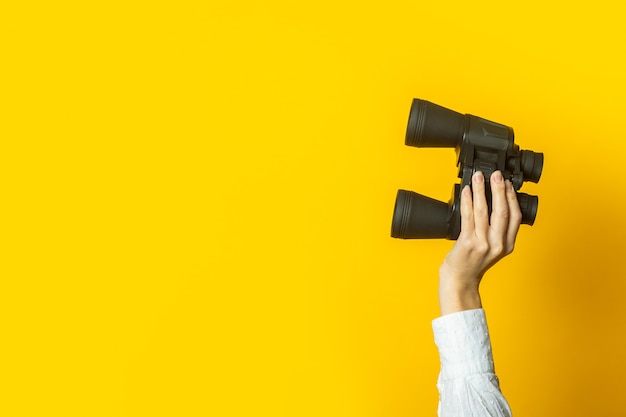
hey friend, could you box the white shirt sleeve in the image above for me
[432,309,512,417]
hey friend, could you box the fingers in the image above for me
[471,171,488,240]
[450,172,522,284]
[458,184,474,239]
[505,179,522,253]
[488,171,509,246]
[460,170,522,257]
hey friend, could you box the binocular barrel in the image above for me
[405,99,544,183]
[405,99,464,148]
[391,189,538,240]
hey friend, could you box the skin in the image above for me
[438,170,523,316]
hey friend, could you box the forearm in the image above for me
[438,264,482,316]
[433,309,511,417]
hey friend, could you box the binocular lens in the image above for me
[517,192,539,226]
[405,99,463,148]
[521,150,544,183]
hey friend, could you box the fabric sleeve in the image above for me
[432,309,512,417]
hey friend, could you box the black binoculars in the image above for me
[391,99,544,240]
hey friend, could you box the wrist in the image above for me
[438,262,482,291]
[438,283,482,315]
[438,264,482,315]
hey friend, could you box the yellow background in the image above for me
[1,1,625,416]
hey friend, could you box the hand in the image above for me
[438,170,522,315]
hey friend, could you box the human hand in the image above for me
[438,170,522,315]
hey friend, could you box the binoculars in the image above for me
[391,99,544,240]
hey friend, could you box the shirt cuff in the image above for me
[432,308,495,381]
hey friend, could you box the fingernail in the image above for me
[493,171,503,183]
[505,180,513,191]
[473,171,484,183]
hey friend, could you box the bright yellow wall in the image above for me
[2,1,625,416]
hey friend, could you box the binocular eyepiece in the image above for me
[391,99,544,240]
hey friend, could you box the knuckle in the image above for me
[510,210,522,223]
[493,207,509,219]
[475,206,488,218]
[475,242,490,256]
[509,197,522,211]
[490,243,505,257]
